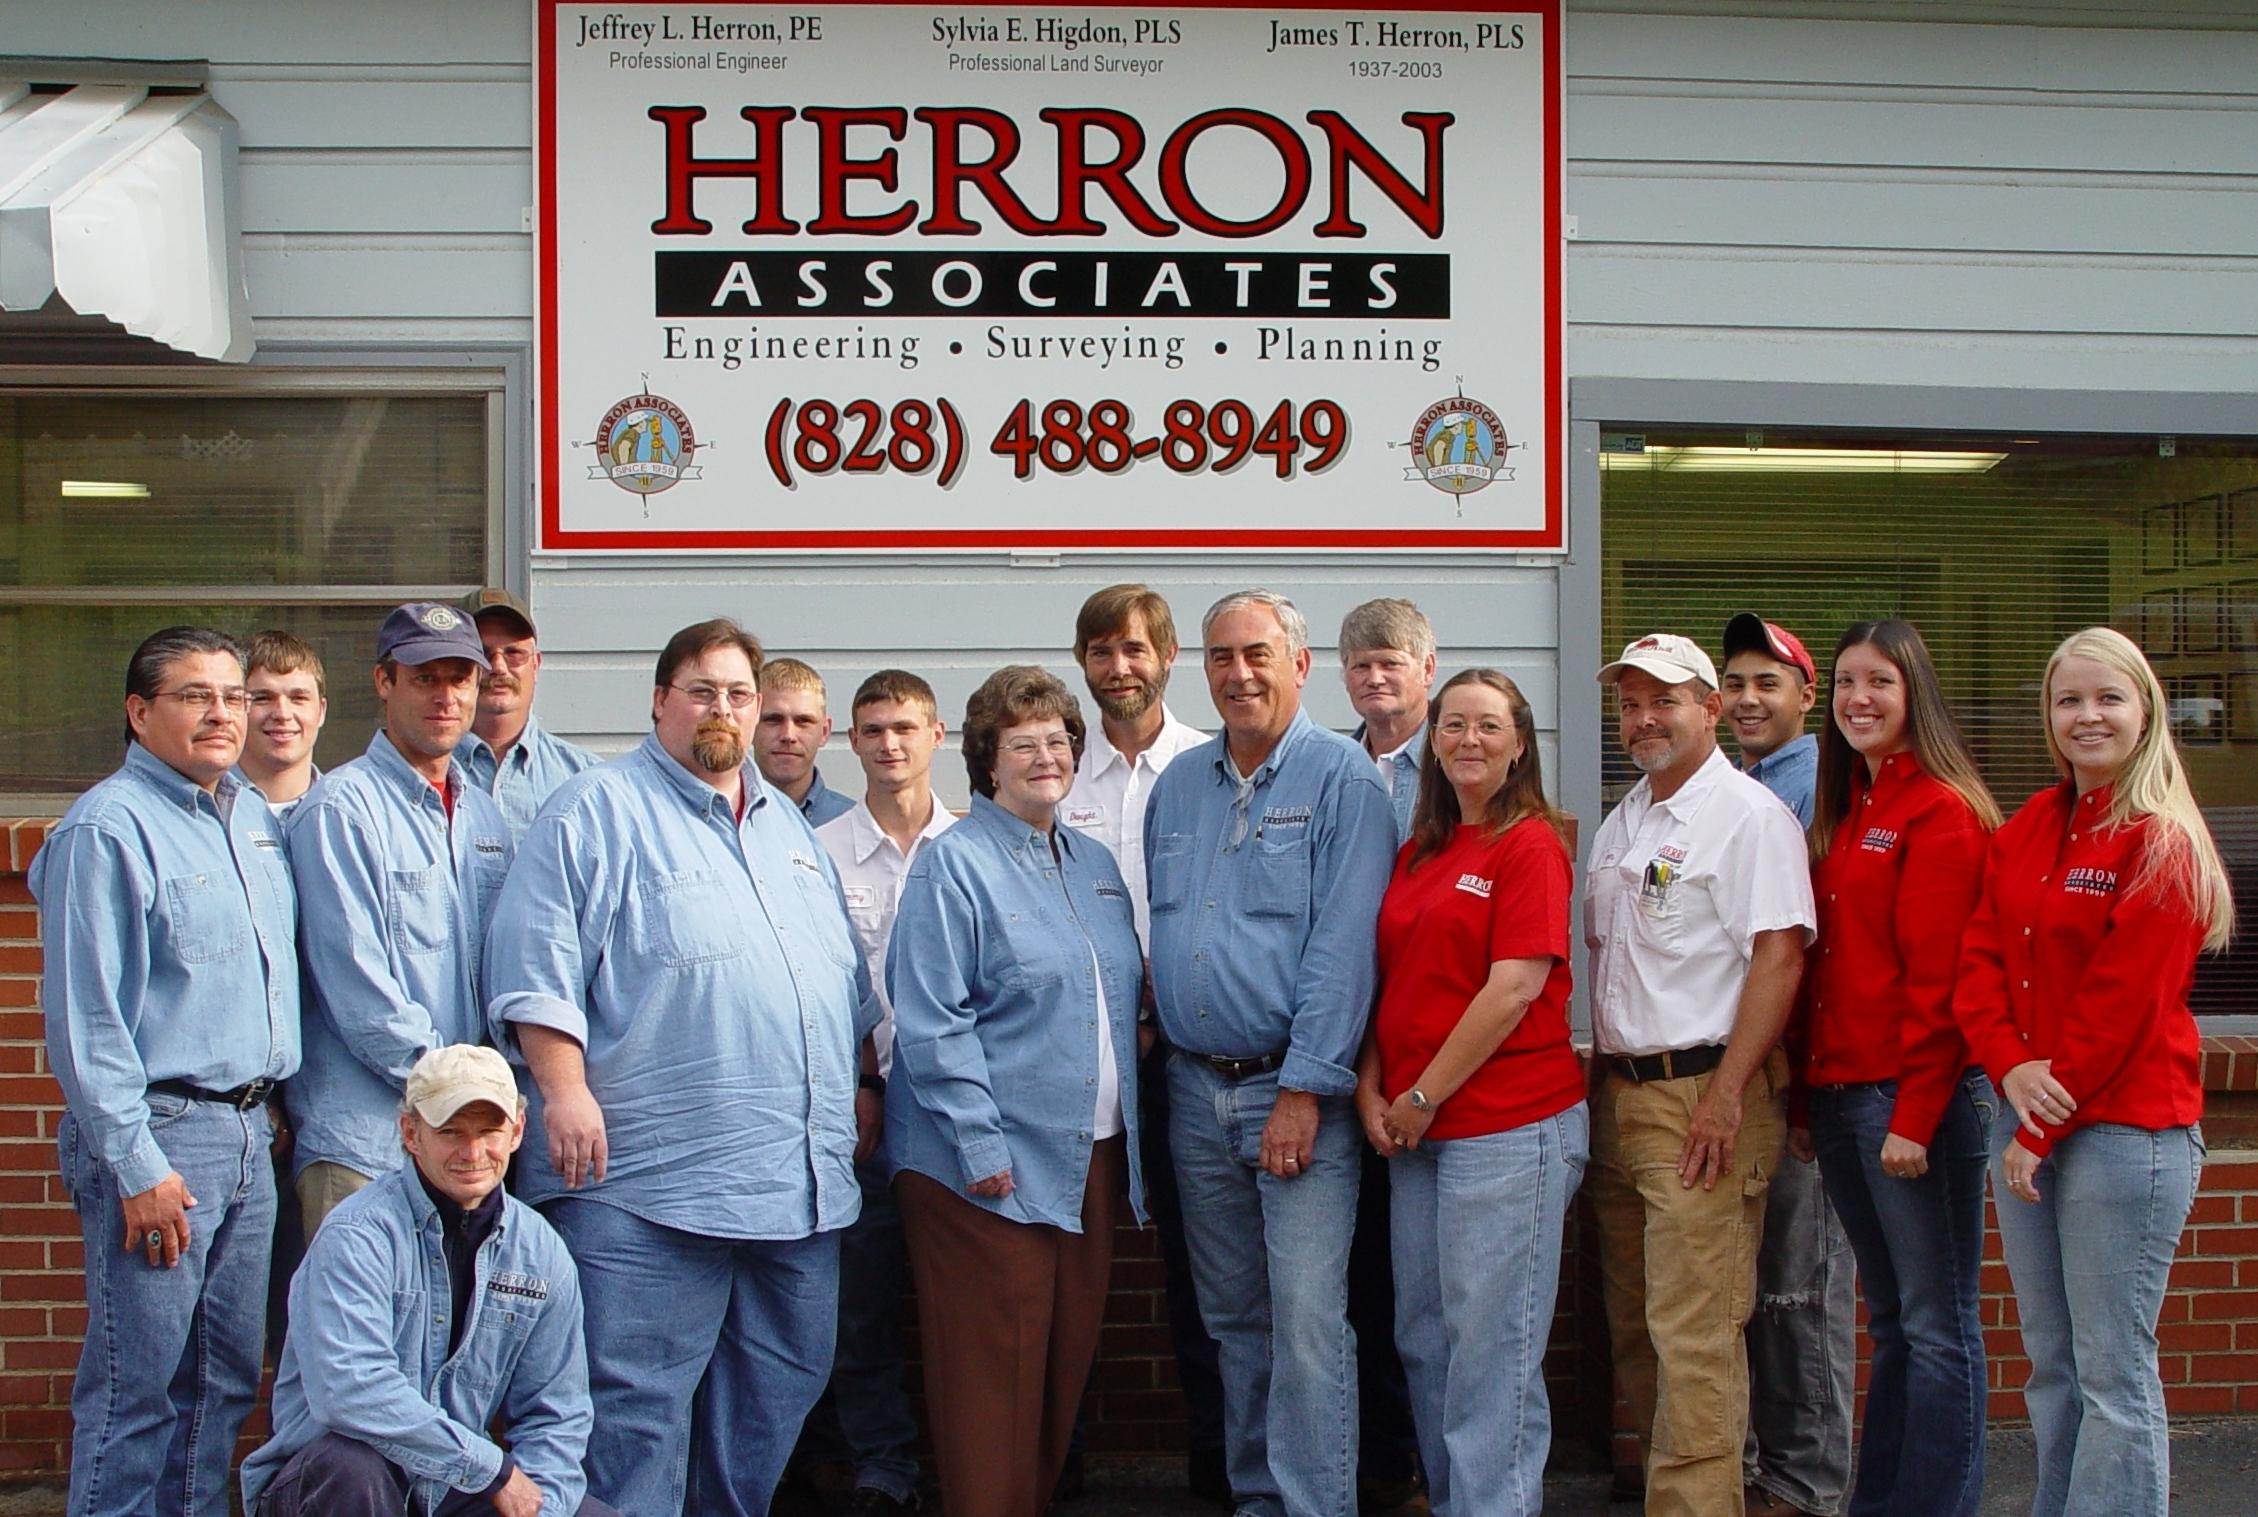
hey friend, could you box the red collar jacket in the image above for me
[1954,783,2206,1159]
[1798,752,1989,1146]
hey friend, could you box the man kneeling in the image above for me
[241,1046,613,1517]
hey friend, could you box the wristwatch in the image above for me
[857,1073,886,1096]
[1407,1088,1434,1113]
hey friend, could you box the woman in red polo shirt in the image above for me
[1957,626,2232,1517]
[1354,668,1585,1517]
[1799,618,2000,1517]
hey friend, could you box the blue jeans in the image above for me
[1390,1105,1588,1517]
[1992,1120,2201,1517]
[58,1097,275,1517]
[254,1431,622,1517]
[1168,1053,1361,1517]
[799,1159,921,1500]
[1810,1072,1994,1517]
[543,1197,841,1517]
[1744,1149,1857,1516]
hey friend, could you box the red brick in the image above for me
[0,982,38,1008]
[0,1340,78,1372]
[2188,1351,2258,1384]
[2166,1259,2239,1290]
[0,950,39,977]
[2193,1225,2258,1256]
[0,1076,65,1106]
[0,1209,73,1240]
[2188,1290,2252,1322]
[0,1374,51,1406]
[0,1409,68,1442]
[2188,1193,2239,1225]
[2165,1384,2238,1414]
[2160,1319,2236,1352]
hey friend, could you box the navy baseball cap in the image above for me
[375,602,490,670]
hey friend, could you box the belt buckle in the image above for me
[234,1079,273,1110]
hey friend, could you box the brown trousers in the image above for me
[895,1138,1125,1517]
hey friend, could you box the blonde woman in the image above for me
[1955,627,2234,1517]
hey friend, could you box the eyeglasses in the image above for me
[669,683,758,709]
[1000,734,1076,761]
[1435,717,1513,741]
[153,685,249,712]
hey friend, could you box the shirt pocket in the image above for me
[388,865,456,959]
[1148,834,1194,917]
[1625,858,1686,952]
[638,869,749,969]
[162,871,249,964]
[997,910,1073,993]
[790,868,862,972]
[1243,833,1311,920]
[464,1294,540,1391]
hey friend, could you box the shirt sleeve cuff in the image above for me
[477,1450,518,1497]
[111,1134,171,1200]
[1278,1048,1357,1098]
[955,1132,1012,1187]
[493,992,590,1052]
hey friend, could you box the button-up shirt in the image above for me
[1144,711,1399,1095]
[1585,746,1815,1058]
[1353,719,1428,844]
[1800,752,1989,1144]
[455,716,601,843]
[287,734,514,1181]
[814,796,956,1077]
[240,1159,592,1517]
[798,768,855,827]
[30,744,300,1198]
[885,795,1146,1230]
[1954,784,2207,1158]
[484,735,870,1238]
[1063,707,1208,948]
[1741,733,1818,827]
[236,763,321,825]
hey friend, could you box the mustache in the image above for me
[691,714,746,771]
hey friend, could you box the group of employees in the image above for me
[30,580,2230,1517]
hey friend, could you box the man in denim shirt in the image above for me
[288,603,514,1238]
[454,588,601,842]
[32,626,299,1517]
[1144,589,1399,1517]
[485,617,873,1517]
[243,1045,614,1517]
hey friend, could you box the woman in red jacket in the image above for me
[1800,618,2000,1517]
[1957,626,2233,1517]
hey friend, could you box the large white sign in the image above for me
[536,2,1562,551]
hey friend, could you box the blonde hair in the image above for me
[2043,627,2234,950]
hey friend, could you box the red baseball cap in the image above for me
[1722,613,1816,684]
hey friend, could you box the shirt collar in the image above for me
[1852,748,1923,801]
[1742,732,1815,781]
[460,715,542,771]
[637,732,768,820]
[125,740,231,814]
[967,791,1083,866]
[1210,708,1313,787]
[1353,718,1426,767]
[403,1154,507,1238]
[1082,704,1202,781]
[1646,743,1734,816]
[366,729,462,808]
[844,793,951,864]
[800,769,836,815]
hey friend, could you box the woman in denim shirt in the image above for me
[886,665,1148,1517]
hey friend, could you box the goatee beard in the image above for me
[692,716,746,773]
[1094,676,1162,723]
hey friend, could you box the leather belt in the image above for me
[1196,1051,1287,1082]
[148,1077,277,1111]
[1606,1044,1727,1085]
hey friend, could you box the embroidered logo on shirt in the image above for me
[474,838,507,855]
[842,885,876,910]
[1455,874,1493,899]
[1261,805,1314,826]
[250,833,282,850]
[1655,844,1688,864]
[1859,827,1900,854]
[1063,804,1107,829]
[487,1271,550,1301]
[1093,879,1127,898]
[2062,866,2119,897]
[787,851,823,877]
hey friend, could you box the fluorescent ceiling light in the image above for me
[60,480,150,499]
[1601,447,2007,475]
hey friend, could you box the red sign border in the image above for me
[535,0,1565,551]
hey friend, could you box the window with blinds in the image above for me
[1599,427,2258,1015]
[0,384,497,794]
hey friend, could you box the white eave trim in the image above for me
[0,80,254,363]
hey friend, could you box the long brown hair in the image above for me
[1406,668,1569,872]
[1811,618,2001,861]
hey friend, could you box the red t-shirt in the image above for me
[1374,817,1584,1141]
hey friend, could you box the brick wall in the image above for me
[4,818,2256,1481]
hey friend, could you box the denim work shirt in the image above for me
[30,744,300,1198]
[1352,719,1427,844]
[885,795,1148,1231]
[239,1160,591,1516]
[1143,711,1399,1095]
[799,767,855,827]
[454,716,602,843]
[485,735,871,1238]
[287,734,515,1180]
[1742,733,1818,828]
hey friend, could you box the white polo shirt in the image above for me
[1061,705,1208,948]
[815,794,957,1076]
[1584,746,1815,1058]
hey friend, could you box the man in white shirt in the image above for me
[1584,633,1815,1517]
[804,670,955,1517]
[1338,598,1438,845]
[1059,584,1223,1503]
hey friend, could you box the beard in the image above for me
[1092,670,1165,723]
[1628,736,1678,773]
[691,714,747,773]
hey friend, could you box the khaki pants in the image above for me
[295,1161,373,1240]
[1589,1050,1787,1517]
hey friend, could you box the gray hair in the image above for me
[1201,589,1310,658]
[1337,598,1435,663]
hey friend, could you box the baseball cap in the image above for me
[1722,612,1817,684]
[403,1045,524,1126]
[375,602,490,670]
[1596,633,1719,689]
[462,586,537,640]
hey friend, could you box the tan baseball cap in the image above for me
[461,587,537,640]
[1596,632,1719,689]
[404,1045,524,1126]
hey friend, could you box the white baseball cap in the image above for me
[1596,633,1719,689]
[403,1045,524,1126]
